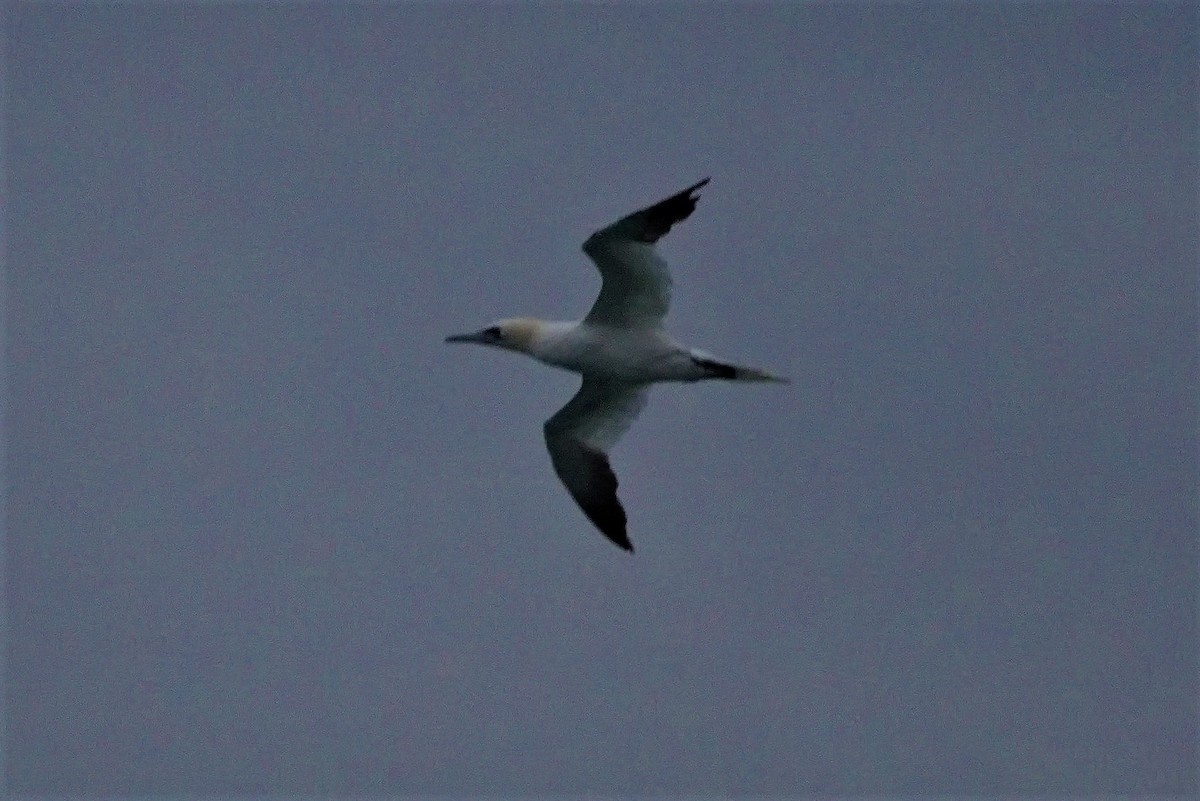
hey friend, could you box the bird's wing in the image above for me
[581,178,710,329]
[543,379,650,551]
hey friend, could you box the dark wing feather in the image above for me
[586,178,710,245]
[581,179,710,328]
[544,436,632,551]
[544,380,648,551]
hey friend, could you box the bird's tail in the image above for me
[690,354,789,383]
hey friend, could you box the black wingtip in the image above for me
[611,533,635,553]
[628,179,712,244]
[597,519,635,552]
[678,178,710,201]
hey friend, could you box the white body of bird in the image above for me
[522,322,719,382]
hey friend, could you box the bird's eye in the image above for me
[484,326,503,340]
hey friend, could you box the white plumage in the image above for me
[447,179,786,551]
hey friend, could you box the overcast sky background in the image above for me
[6,3,1196,797]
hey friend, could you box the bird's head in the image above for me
[444,317,542,354]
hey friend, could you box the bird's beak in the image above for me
[445,330,489,344]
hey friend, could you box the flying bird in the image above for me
[446,179,786,551]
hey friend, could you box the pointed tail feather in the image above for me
[691,355,789,383]
[729,365,790,383]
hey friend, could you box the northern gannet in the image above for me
[447,179,786,552]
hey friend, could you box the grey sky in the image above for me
[6,3,1196,796]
